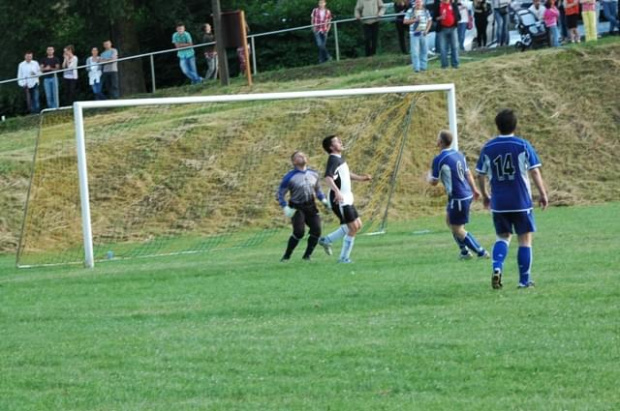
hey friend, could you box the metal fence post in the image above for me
[150,54,156,93]
[334,22,340,62]
[251,36,257,75]
[54,73,60,108]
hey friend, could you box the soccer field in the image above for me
[1,204,619,410]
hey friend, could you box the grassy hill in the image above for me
[1,39,619,256]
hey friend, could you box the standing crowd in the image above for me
[16,41,120,114]
[311,0,619,73]
[15,0,619,113]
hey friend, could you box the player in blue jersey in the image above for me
[429,130,489,260]
[277,151,329,261]
[476,109,548,289]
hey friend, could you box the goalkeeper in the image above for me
[277,151,330,261]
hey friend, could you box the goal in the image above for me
[18,85,458,268]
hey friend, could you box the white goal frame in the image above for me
[73,84,458,268]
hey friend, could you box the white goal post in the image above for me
[73,84,458,268]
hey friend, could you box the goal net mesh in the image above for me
[18,91,449,267]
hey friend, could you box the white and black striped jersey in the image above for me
[324,154,354,206]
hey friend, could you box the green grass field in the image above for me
[1,203,619,410]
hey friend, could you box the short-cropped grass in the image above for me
[1,203,619,410]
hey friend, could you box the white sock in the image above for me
[325,225,349,244]
[340,235,355,260]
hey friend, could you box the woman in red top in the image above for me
[434,0,461,69]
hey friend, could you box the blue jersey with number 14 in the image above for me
[475,135,541,213]
[431,149,473,201]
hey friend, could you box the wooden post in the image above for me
[239,10,252,86]
[211,0,229,86]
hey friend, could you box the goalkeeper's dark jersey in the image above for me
[277,168,325,207]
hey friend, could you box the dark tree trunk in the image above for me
[115,17,146,96]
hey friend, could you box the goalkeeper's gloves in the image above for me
[283,205,295,218]
[321,198,331,211]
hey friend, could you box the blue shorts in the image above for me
[492,210,536,235]
[446,198,472,226]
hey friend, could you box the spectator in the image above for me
[600,0,619,35]
[237,45,251,76]
[201,23,218,80]
[17,51,41,114]
[311,0,333,63]
[172,22,203,84]
[404,0,432,72]
[564,0,581,42]
[544,0,561,46]
[86,47,106,100]
[434,0,460,69]
[354,0,386,56]
[39,46,60,109]
[473,0,492,47]
[394,0,409,54]
[557,0,569,43]
[581,0,597,41]
[457,0,471,50]
[492,0,511,46]
[62,45,78,106]
[99,40,120,99]
[529,0,547,21]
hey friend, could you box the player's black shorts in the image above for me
[332,203,359,225]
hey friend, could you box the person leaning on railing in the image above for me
[99,40,120,99]
[354,0,386,56]
[39,46,60,109]
[311,0,333,64]
[201,23,218,80]
[62,45,78,106]
[394,0,410,54]
[17,51,41,114]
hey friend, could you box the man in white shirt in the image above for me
[528,0,547,21]
[17,51,41,114]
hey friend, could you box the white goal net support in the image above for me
[18,85,458,268]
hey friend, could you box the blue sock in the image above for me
[518,246,532,285]
[340,235,355,260]
[463,232,484,255]
[325,225,349,244]
[492,240,509,272]
[453,234,468,255]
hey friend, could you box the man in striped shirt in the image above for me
[404,0,432,72]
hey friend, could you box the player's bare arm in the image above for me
[350,172,372,182]
[476,174,490,209]
[466,170,481,201]
[530,168,548,210]
[325,176,343,203]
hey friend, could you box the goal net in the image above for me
[17,85,458,268]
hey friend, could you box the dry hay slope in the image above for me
[1,43,619,254]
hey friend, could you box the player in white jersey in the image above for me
[318,135,372,263]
